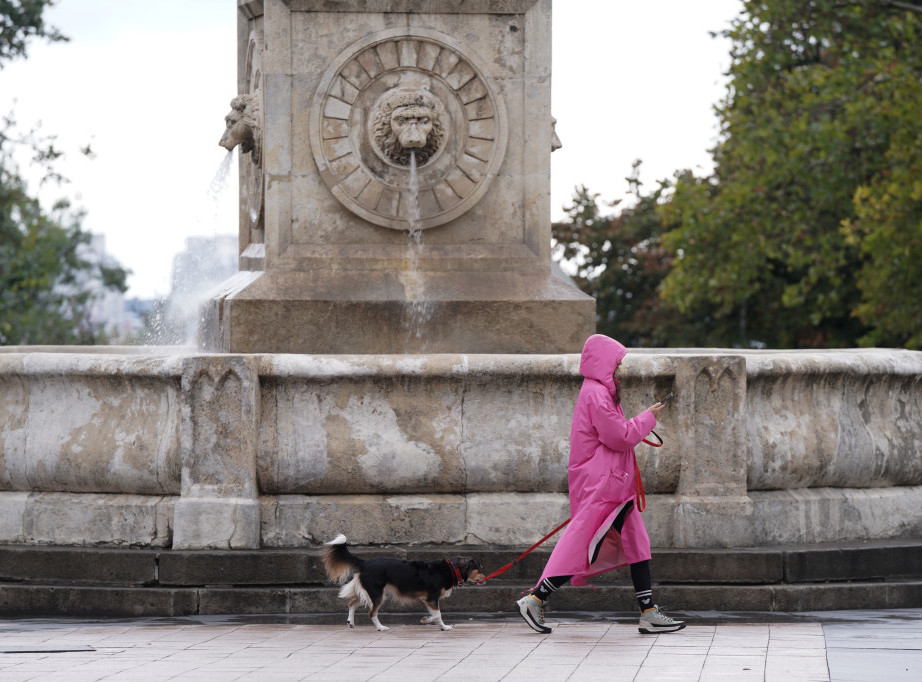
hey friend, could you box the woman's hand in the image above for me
[648,402,666,417]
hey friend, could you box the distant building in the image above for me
[76,234,144,343]
[153,234,239,345]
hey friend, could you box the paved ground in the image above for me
[0,609,919,681]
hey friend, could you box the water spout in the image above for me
[400,151,433,347]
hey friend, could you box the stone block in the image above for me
[750,486,922,545]
[0,353,182,495]
[465,492,570,546]
[657,584,776,612]
[653,548,783,584]
[772,583,884,612]
[0,493,173,547]
[172,497,260,550]
[673,495,755,549]
[0,584,197,617]
[175,356,260,549]
[197,587,289,614]
[159,549,325,586]
[260,494,467,547]
[0,546,158,585]
[784,540,922,583]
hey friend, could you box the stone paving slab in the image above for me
[0,610,919,681]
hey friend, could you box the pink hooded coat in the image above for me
[538,334,657,586]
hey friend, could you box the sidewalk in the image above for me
[0,609,919,681]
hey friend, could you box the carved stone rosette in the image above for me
[310,28,508,231]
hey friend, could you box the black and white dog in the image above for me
[322,534,484,631]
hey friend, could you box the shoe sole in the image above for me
[516,602,551,634]
[638,622,686,634]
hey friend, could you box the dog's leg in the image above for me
[368,600,388,632]
[346,597,359,629]
[420,598,437,625]
[422,600,452,631]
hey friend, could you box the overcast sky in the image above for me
[0,0,741,299]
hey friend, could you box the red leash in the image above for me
[635,428,663,512]
[472,517,572,584]
[474,430,663,584]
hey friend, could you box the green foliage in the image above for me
[659,0,922,348]
[553,171,760,348]
[553,164,678,346]
[0,147,128,345]
[0,0,66,68]
[0,1,129,345]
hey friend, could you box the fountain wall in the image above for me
[1,348,919,550]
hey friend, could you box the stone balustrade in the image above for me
[0,348,919,549]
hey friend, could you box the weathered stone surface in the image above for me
[159,549,325,586]
[202,0,596,354]
[750,486,922,545]
[0,540,920,615]
[0,584,198,617]
[0,353,181,494]
[1,348,920,549]
[784,540,922,583]
[257,353,580,496]
[260,494,467,547]
[745,351,922,489]
[0,545,158,585]
[173,356,260,549]
[0,492,173,547]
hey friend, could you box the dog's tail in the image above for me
[322,534,364,584]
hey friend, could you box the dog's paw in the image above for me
[420,616,436,624]
[376,625,390,632]
[440,624,453,631]
[347,622,354,629]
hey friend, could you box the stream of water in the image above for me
[401,151,433,347]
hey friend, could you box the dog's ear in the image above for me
[458,557,484,579]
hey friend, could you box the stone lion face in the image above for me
[373,92,444,166]
[219,94,261,160]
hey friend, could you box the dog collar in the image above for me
[445,559,465,588]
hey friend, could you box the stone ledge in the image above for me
[1,539,920,588]
[1,580,921,617]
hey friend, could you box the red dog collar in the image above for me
[446,559,465,588]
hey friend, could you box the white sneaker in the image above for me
[516,594,551,634]
[638,605,686,634]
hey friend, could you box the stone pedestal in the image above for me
[201,0,594,354]
[671,355,754,548]
[173,356,260,549]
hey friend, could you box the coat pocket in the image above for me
[603,469,632,500]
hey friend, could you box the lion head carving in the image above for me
[219,94,262,164]
[372,91,444,166]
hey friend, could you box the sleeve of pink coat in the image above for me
[591,399,657,451]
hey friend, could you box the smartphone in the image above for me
[657,392,675,406]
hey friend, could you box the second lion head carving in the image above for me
[219,94,262,164]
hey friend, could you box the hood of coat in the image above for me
[579,334,628,392]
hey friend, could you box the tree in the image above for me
[552,168,747,348]
[1,0,129,345]
[0,0,67,68]
[660,0,922,348]
[553,164,678,346]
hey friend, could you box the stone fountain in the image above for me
[0,0,920,617]
[204,0,595,354]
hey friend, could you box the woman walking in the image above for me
[515,334,685,634]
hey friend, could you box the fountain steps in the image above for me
[0,540,920,617]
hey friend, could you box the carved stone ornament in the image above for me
[218,33,264,234]
[310,28,508,231]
